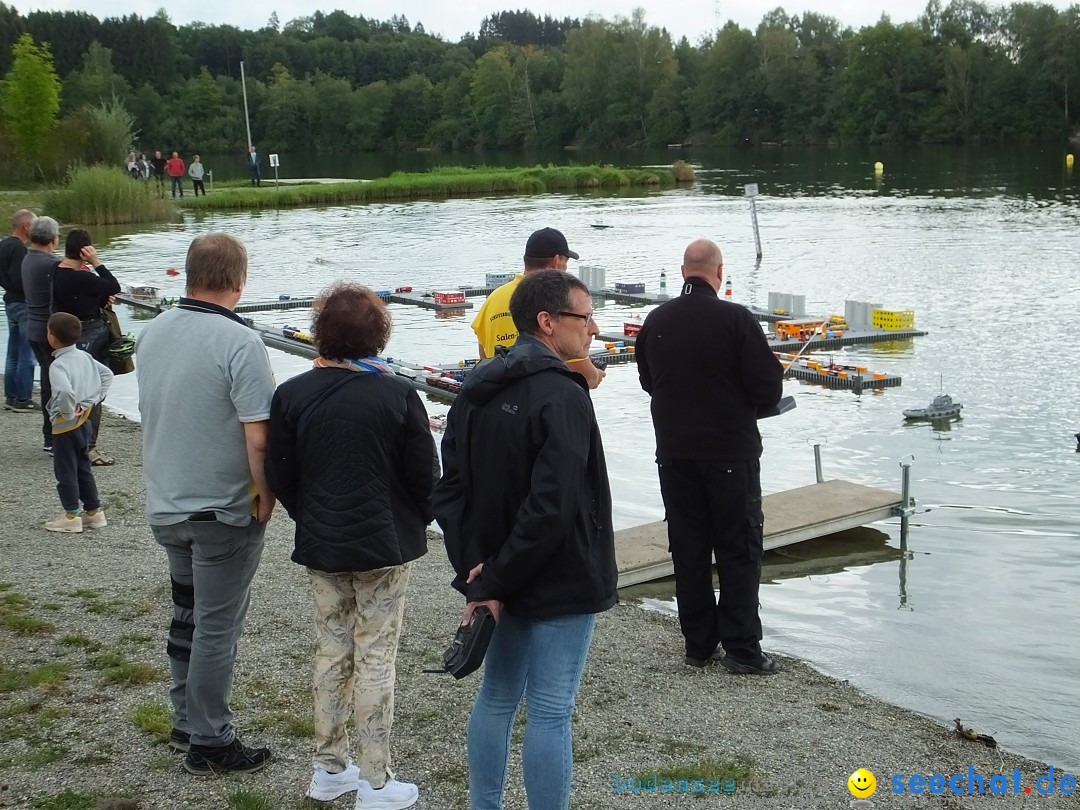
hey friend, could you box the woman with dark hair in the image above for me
[52,229,121,466]
[265,282,436,810]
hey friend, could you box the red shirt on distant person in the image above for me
[166,155,185,178]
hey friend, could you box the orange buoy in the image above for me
[166,267,180,276]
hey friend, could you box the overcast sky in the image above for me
[9,0,1077,43]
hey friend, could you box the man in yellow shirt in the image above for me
[472,227,604,388]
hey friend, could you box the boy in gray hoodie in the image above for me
[45,312,113,533]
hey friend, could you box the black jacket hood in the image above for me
[463,336,584,406]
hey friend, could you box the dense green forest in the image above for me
[0,1,1078,180]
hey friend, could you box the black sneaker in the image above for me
[43,442,53,456]
[720,652,781,676]
[183,737,272,775]
[10,399,38,412]
[168,728,190,753]
[684,651,720,668]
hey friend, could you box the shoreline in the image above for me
[0,406,1072,809]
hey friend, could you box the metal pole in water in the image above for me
[744,183,762,259]
[813,444,824,483]
[898,456,915,544]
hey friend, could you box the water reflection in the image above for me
[624,527,905,610]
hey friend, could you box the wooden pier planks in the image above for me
[615,479,902,588]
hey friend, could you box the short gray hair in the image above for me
[185,233,248,293]
[510,269,589,337]
[29,216,59,246]
[12,209,35,230]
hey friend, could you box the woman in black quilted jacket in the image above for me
[265,282,437,809]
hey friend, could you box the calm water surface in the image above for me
[6,148,1079,769]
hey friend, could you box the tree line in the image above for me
[1,1,1078,180]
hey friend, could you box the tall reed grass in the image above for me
[180,164,682,211]
[43,165,177,226]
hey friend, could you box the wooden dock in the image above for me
[614,479,903,588]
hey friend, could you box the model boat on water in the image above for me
[903,393,963,420]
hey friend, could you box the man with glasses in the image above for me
[471,227,604,388]
[436,270,616,810]
[635,238,784,675]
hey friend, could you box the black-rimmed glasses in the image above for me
[556,310,594,325]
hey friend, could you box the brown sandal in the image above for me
[89,448,115,466]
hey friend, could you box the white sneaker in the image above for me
[44,513,82,533]
[355,778,418,809]
[83,510,107,529]
[307,763,361,801]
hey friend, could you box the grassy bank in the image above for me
[43,166,178,227]
[0,190,46,225]
[179,164,689,211]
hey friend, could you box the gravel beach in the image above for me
[0,406,1074,810]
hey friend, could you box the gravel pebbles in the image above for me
[0,409,1071,809]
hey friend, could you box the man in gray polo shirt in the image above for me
[137,232,276,775]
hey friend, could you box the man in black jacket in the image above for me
[1,209,37,412]
[434,270,616,810]
[636,238,784,675]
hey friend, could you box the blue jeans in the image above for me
[152,516,266,747]
[468,611,597,810]
[4,301,35,401]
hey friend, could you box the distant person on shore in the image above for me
[1,209,37,413]
[136,233,276,775]
[248,146,261,187]
[52,229,121,466]
[471,227,604,388]
[188,155,206,197]
[150,150,167,196]
[166,151,186,198]
[435,270,616,810]
[139,153,151,180]
[635,238,784,675]
[42,312,112,533]
[21,215,61,454]
[266,282,436,808]
[126,151,140,179]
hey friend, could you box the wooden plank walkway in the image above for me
[615,479,902,588]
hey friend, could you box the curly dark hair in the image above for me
[312,282,393,360]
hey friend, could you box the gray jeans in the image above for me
[152,515,266,747]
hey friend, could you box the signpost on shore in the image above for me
[269,154,280,187]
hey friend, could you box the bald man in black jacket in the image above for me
[636,238,784,675]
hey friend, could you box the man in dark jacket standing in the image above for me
[1,209,37,412]
[636,238,784,675]
[435,270,616,810]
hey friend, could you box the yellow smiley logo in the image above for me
[848,768,877,798]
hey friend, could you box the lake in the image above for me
[5,146,1079,771]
